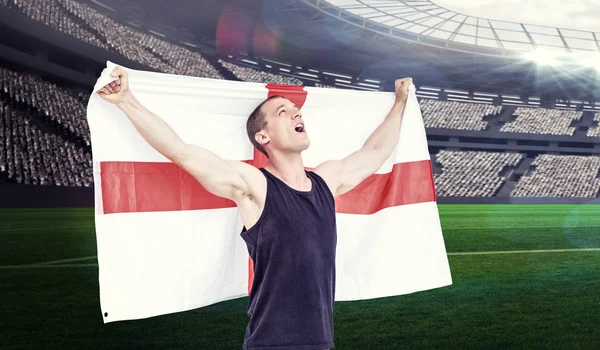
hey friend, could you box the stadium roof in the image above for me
[308,0,600,57]
[433,0,600,33]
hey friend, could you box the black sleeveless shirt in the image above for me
[240,168,337,350]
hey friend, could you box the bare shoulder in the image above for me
[312,160,342,196]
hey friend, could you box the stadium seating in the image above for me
[315,83,339,89]
[586,113,600,137]
[8,0,223,79]
[434,150,523,197]
[500,107,582,136]
[0,101,92,187]
[511,154,600,197]
[419,99,501,131]
[219,60,303,85]
[9,0,107,49]
[5,0,600,199]
[0,67,90,145]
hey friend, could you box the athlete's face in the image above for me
[258,97,310,155]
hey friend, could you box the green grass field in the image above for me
[2,205,600,349]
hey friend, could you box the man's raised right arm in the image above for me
[97,66,258,202]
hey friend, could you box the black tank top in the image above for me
[240,168,337,350]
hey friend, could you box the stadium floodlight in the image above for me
[522,49,563,66]
[524,49,600,70]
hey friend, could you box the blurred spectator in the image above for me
[10,0,107,49]
[500,107,582,136]
[219,60,303,85]
[0,67,90,145]
[586,113,600,137]
[511,154,600,197]
[0,101,93,187]
[419,99,501,131]
[9,0,223,79]
[434,150,523,197]
[315,83,339,89]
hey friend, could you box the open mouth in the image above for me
[294,123,305,133]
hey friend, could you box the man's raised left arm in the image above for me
[314,78,412,196]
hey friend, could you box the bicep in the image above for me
[315,148,385,196]
[175,145,258,201]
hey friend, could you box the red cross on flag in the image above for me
[89,61,452,323]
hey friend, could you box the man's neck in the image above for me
[265,152,310,191]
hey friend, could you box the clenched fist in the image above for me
[394,77,412,104]
[97,66,130,105]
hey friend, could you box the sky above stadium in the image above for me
[432,0,600,32]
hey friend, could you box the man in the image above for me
[97,67,412,350]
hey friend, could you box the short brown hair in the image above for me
[246,95,283,158]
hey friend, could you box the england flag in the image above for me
[88,61,452,323]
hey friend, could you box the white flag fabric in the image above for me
[88,61,452,323]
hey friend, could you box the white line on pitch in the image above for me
[35,256,98,265]
[0,263,98,269]
[0,225,95,233]
[0,255,98,268]
[448,248,600,255]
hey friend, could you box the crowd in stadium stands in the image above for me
[7,0,223,79]
[0,101,93,187]
[315,83,339,89]
[500,107,582,136]
[434,150,523,197]
[419,99,501,131]
[511,154,600,197]
[0,67,90,145]
[8,0,107,49]
[5,0,600,196]
[218,60,303,85]
[586,113,600,137]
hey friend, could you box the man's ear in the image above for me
[255,131,270,147]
